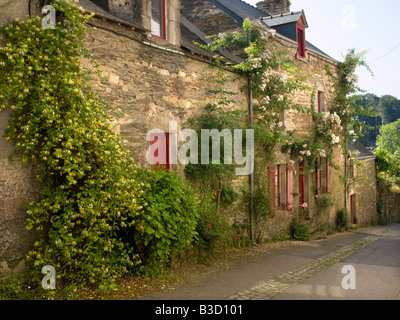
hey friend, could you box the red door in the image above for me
[350,194,356,224]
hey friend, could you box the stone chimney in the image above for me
[256,0,291,16]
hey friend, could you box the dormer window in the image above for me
[151,0,166,40]
[296,24,306,59]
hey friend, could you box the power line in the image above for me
[368,41,400,64]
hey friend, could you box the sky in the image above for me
[243,0,400,99]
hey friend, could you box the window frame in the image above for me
[151,0,167,40]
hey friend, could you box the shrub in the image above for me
[0,0,198,288]
[291,219,310,241]
[130,168,199,272]
[337,209,350,231]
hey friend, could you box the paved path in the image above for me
[141,224,400,300]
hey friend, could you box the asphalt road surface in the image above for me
[142,224,400,300]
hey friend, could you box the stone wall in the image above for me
[84,14,347,241]
[84,19,248,170]
[256,0,291,16]
[352,158,378,226]
[0,0,41,276]
[0,0,29,26]
[109,0,181,45]
[253,35,345,240]
[0,0,379,276]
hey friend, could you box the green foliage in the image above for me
[291,219,310,241]
[315,194,334,213]
[0,0,198,288]
[378,95,400,125]
[326,49,373,138]
[375,149,400,176]
[336,209,350,231]
[220,183,240,205]
[353,93,382,148]
[131,168,199,272]
[377,119,400,154]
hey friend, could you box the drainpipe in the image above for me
[248,77,255,243]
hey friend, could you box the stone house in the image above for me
[347,140,378,226]
[0,0,378,275]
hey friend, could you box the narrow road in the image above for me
[141,224,400,300]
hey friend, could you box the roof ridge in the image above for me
[262,10,304,19]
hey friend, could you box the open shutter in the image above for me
[286,163,294,211]
[299,161,305,205]
[316,158,322,196]
[269,166,277,213]
[326,159,331,194]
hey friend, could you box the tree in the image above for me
[376,119,400,154]
[378,95,400,125]
[353,93,382,148]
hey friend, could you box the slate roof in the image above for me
[180,16,243,64]
[78,0,146,31]
[78,0,334,62]
[211,0,333,60]
[347,140,376,160]
[261,11,305,28]
[210,0,268,23]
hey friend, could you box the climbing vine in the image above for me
[193,19,312,225]
[0,0,198,289]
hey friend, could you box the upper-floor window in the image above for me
[296,24,306,59]
[151,0,166,39]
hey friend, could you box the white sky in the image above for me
[243,0,400,99]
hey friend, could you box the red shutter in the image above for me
[316,158,322,196]
[299,161,305,205]
[297,24,306,59]
[269,166,277,213]
[150,132,170,171]
[326,159,331,194]
[286,163,294,211]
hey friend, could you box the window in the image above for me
[149,132,170,171]
[296,24,306,59]
[151,0,166,39]
[317,91,325,113]
[316,158,331,195]
[269,165,281,212]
